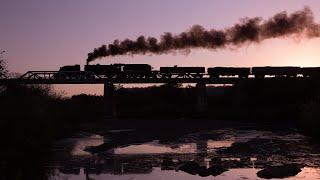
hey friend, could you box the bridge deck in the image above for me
[0,70,317,84]
[0,77,317,84]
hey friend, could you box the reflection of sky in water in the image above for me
[68,130,307,156]
[71,134,104,156]
[114,141,197,154]
[114,139,235,154]
[50,167,320,180]
[207,139,234,150]
[50,130,320,180]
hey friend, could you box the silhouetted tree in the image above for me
[0,50,8,78]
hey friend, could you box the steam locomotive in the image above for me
[55,64,206,79]
[55,64,320,79]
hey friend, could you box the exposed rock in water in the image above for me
[178,161,228,177]
[177,161,200,175]
[161,159,176,170]
[218,138,286,156]
[257,164,302,179]
[197,166,211,177]
[207,165,228,176]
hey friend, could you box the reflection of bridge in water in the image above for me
[55,142,256,178]
[1,71,319,118]
[52,129,265,178]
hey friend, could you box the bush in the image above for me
[0,84,65,154]
[300,97,320,138]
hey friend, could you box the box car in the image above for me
[123,64,152,73]
[252,66,300,78]
[207,67,250,78]
[301,67,320,77]
[160,66,205,74]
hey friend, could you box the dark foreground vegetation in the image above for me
[2,58,320,179]
[0,83,107,179]
[1,80,320,179]
[1,80,320,153]
[0,84,105,155]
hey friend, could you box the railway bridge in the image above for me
[0,70,316,118]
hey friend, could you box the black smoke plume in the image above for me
[87,7,320,64]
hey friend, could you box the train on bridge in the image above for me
[54,64,320,80]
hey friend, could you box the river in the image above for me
[43,128,320,180]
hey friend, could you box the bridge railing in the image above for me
[18,71,211,80]
[19,71,102,80]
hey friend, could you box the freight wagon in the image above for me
[207,67,250,78]
[160,66,205,78]
[252,67,301,78]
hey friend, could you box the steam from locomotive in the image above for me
[87,7,320,64]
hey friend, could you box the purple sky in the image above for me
[1,0,320,96]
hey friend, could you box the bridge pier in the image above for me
[195,82,208,115]
[104,81,116,119]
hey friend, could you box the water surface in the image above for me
[48,129,320,179]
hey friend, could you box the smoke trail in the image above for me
[87,7,320,64]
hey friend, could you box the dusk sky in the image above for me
[1,0,320,96]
